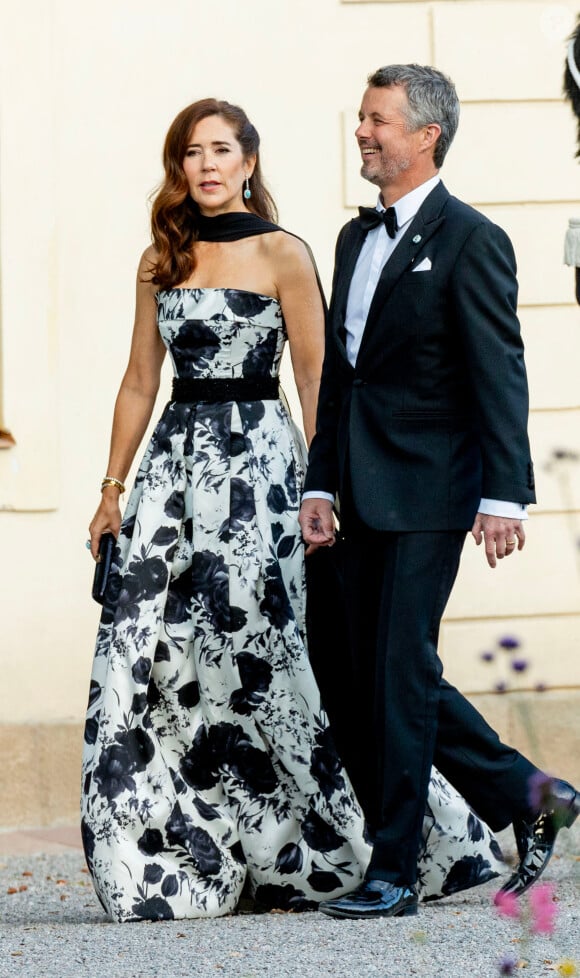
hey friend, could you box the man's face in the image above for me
[355,85,425,190]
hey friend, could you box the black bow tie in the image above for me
[358,205,398,239]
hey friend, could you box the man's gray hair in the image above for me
[367,64,459,168]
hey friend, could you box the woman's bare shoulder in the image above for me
[139,244,159,272]
[135,245,160,295]
[263,229,314,275]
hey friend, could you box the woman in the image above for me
[82,98,504,922]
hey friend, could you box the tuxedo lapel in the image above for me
[368,183,448,321]
[331,221,366,364]
[357,182,449,364]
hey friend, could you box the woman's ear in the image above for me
[245,154,257,179]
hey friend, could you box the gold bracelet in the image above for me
[101,476,126,493]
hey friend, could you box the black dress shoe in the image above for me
[319,880,418,920]
[498,778,580,898]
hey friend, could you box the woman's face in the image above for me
[183,115,255,216]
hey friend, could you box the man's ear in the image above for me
[421,123,441,155]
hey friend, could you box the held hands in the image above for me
[298,498,336,555]
[88,488,122,560]
[471,513,525,569]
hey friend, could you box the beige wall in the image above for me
[0,0,579,824]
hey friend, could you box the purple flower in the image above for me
[494,681,508,694]
[553,448,579,461]
[498,635,521,651]
[480,650,496,663]
[498,954,517,975]
[528,771,555,812]
[511,658,528,673]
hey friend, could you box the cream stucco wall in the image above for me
[0,0,579,825]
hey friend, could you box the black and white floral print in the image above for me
[81,288,503,922]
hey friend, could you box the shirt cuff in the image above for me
[478,498,528,521]
[302,490,335,503]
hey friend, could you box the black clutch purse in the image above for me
[92,532,116,604]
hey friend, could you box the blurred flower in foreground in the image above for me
[498,954,518,975]
[498,635,521,651]
[529,883,557,934]
[528,771,556,812]
[552,449,579,462]
[544,448,580,473]
[480,633,548,695]
[511,657,528,673]
[494,890,520,918]
[557,960,578,977]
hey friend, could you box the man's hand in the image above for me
[298,498,336,555]
[471,513,525,569]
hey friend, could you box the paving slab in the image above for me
[0,827,82,857]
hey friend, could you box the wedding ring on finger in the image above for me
[505,539,516,549]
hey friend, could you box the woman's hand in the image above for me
[88,489,122,559]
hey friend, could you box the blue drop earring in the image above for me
[243,176,252,200]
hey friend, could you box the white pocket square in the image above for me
[412,257,432,272]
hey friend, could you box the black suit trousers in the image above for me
[335,513,538,886]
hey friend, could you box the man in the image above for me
[299,64,579,920]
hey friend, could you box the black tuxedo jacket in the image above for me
[304,181,536,531]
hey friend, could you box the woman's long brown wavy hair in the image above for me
[149,99,278,290]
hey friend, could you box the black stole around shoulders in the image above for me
[195,210,281,242]
[193,210,328,310]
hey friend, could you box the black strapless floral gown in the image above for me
[81,288,503,922]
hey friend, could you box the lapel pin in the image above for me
[412,234,422,244]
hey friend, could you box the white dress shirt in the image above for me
[305,176,527,520]
[345,175,441,364]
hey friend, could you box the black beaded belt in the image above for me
[171,376,280,403]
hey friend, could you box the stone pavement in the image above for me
[0,824,578,978]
